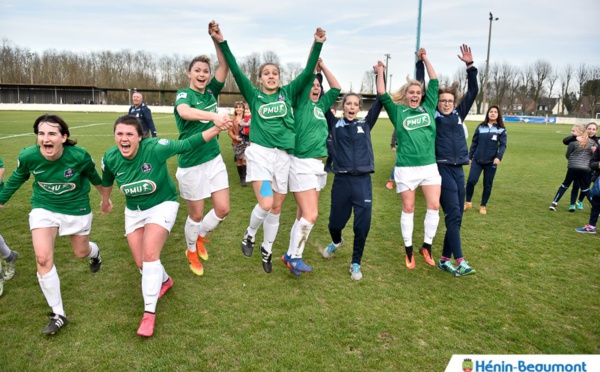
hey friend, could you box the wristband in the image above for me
[466,61,474,66]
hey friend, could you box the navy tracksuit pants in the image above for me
[438,164,465,260]
[328,174,372,265]
[466,160,497,206]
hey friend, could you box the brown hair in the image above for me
[188,55,212,73]
[114,115,144,137]
[33,114,77,146]
[437,81,462,106]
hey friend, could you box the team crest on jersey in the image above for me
[207,89,213,96]
[356,126,365,134]
[259,102,287,119]
[158,139,170,146]
[176,92,187,100]
[64,168,74,178]
[313,106,325,120]
[403,113,431,131]
[278,93,285,102]
[38,182,76,195]
[141,163,152,173]
[120,180,157,196]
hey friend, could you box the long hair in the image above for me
[482,105,505,129]
[33,114,77,146]
[572,124,589,149]
[390,80,423,105]
[339,93,363,112]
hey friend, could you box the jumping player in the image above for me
[0,155,19,297]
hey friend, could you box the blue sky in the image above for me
[1,0,598,94]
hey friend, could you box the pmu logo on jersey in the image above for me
[141,163,152,173]
[38,182,76,195]
[120,180,157,196]
[313,106,325,120]
[64,168,74,178]
[259,102,287,119]
[403,113,431,131]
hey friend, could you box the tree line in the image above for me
[1,38,598,116]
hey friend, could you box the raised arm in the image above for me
[319,59,341,91]
[176,103,232,131]
[376,61,386,95]
[419,48,437,80]
[455,44,479,120]
[287,28,325,95]
[209,20,229,83]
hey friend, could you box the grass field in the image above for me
[0,110,598,371]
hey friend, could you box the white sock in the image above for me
[262,213,280,254]
[87,241,99,259]
[162,266,169,282]
[400,212,414,247]
[290,218,314,259]
[423,209,440,245]
[0,234,11,259]
[142,260,163,313]
[198,209,224,237]
[248,204,270,237]
[286,219,300,256]
[185,216,201,252]
[37,265,65,316]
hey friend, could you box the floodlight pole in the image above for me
[389,74,393,92]
[414,0,423,78]
[482,12,499,114]
[384,53,391,92]
[27,52,34,85]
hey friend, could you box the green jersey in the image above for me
[0,146,102,215]
[220,40,323,153]
[101,135,207,211]
[293,79,340,159]
[381,79,439,167]
[174,79,224,168]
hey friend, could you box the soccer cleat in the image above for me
[260,244,272,273]
[186,249,204,276]
[575,224,597,234]
[479,206,487,215]
[464,202,472,211]
[419,247,435,266]
[158,277,173,299]
[576,200,584,210]
[405,253,415,270]
[385,181,394,190]
[288,257,313,273]
[43,312,67,335]
[322,239,343,259]
[569,204,576,212]
[281,254,301,276]
[137,312,156,337]
[89,252,102,273]
[437,260,457,276]
[196,235,209,261]
[4,251,18,280]
[549,202,558,211]
[456,261,476,276]
[349,263,363,281]
[241,230,255,257]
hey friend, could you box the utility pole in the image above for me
[384,53,391,92]
[482,12,499,114]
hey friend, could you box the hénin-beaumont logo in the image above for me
[449,356,594,372]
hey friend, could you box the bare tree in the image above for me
[360,70,375,94]
[529,60,552,114]
[559,64,574,114]
[546,71,559,114]
[282,62,302,86]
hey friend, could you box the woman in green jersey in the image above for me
[215,22,326,273]
[0,114,103,335]
[0,156,19,297]
[100,114,229,338]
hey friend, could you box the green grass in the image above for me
[0,111,598,371]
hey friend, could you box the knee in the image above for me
[402,205,415,213]
[258,199,273,212]
[215,206,230,219]
[270,205,282,215]
[303,211,318,224]
[35,253,53,269]
[188,211,204,222]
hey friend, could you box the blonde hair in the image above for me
[391,80,423,105]
[572,124,589,149]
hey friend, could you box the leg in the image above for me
[350,176,372,265]
[480,164,498,207]
[465,160,483,203]
[32,227,66,321]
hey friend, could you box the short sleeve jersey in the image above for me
[0,146,102,215]
[174,78,224,168]
[381,79,439,167]
[293,80,340,159]
[101,135,206,211]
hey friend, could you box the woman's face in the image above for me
[234,104,244,116]
[405,85,422,109]
[587,124,597,137]
[437,93,455,115]
[37,122,67,161]
[309,78,321,103]
[188,61,211,93]
[259,64,280,94]
[343,95,360,121]
[114,123,142,159]
[488,108,499,122]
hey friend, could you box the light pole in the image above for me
[384,53,391,92]
[482,12,499,114]
[414,0,423,78]
[389,74,393,92]
[27,52,34,85]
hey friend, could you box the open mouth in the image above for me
[43,144,54,153]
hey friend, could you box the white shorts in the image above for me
[29,208,93,236]
[395,164,441,193]
[289,156,327,192]
[176,154,229,201]
[124,201,179,235]
[244,143,290,194]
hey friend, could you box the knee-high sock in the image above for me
[289,218,314,258]
[38,265,65,316]
[142,260,163,314]
[87,241,99,259]
[248,204,270,237]
[0,234,12,259]
[162,266,169,282]
[185,216,202,252]
[400,212,414,248]
[262,213,280,254]
[424,209,440,245]
[286,219,300,256]
[198,209,224,238]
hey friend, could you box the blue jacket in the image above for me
[416,62,478,166]
[128,103,157,137]
[325,97,382,175]
[469,124,507,164]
